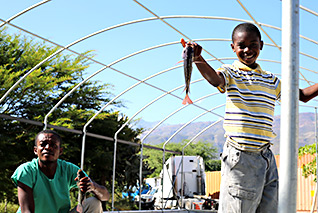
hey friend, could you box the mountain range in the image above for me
[137,112,317,155]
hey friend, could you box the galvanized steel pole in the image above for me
[315,107,318,212]
[279,0,299,212]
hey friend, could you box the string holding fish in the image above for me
[181,38,194,105]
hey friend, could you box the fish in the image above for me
[181,38,194,105]
[76,169,86,213]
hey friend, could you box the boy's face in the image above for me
[231,30,263,69]
[34,133,63,164]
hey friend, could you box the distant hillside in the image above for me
[138,112,316,155]
[271,112,317,154]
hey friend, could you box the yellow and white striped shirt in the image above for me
[217,61,281,151]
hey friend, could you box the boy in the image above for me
[188,23,318,212]
[11,129,110,213]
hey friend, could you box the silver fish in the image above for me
[76,169,86,213]
[181,40,194,105]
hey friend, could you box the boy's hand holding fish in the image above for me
[191,42,203,61]
[181,38,226,95]
[180,38,202,60]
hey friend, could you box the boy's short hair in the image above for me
[35,129,62,146]
[232,22,262,42]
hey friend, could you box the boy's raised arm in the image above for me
[299,83,318,103]
[192,43,225,88]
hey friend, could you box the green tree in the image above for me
[144,140,220,178]
[0,28,151,206]
[299,143,317,182]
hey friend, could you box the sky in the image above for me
[0,0,317,127]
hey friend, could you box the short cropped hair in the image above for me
[232,22,262,42]
[35,129,62,146]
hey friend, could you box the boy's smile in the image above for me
[231,31,263,69]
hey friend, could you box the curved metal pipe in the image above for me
[80,64,181,171]
[0,6,316,209]
[165,104,225,146]
[111,77,224,210]
[85,56,223,210]
[42,47,248,130]
[161,104,224,208]
[315,107,318,213]
[81,56,316,170]
[43,40,181,129]
[139,92,221,209]
[300,5,318,17]
[0,9,316,209]
[0,0,52,28]
[160,102,225,208]
[180,118,223,206]
[80,63,204,198]
[79,56,227,208]
[0,16,318,110]
[1,15,316,105]
[112,79,213,209]
[0,16,162,104]
[64,57,235,175]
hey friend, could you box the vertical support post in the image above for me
[315,107,318,213]
[162,149,166,210]
[310,107,317,213]
[80,132,87,170]
[181,151,184,207]
[279,0,299,212]
[111,137,118,211]
[139,144,143,210]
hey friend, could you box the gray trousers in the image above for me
[70,197,103,213]
[219,142,278,213]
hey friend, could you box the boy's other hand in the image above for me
[192,42,202,61]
